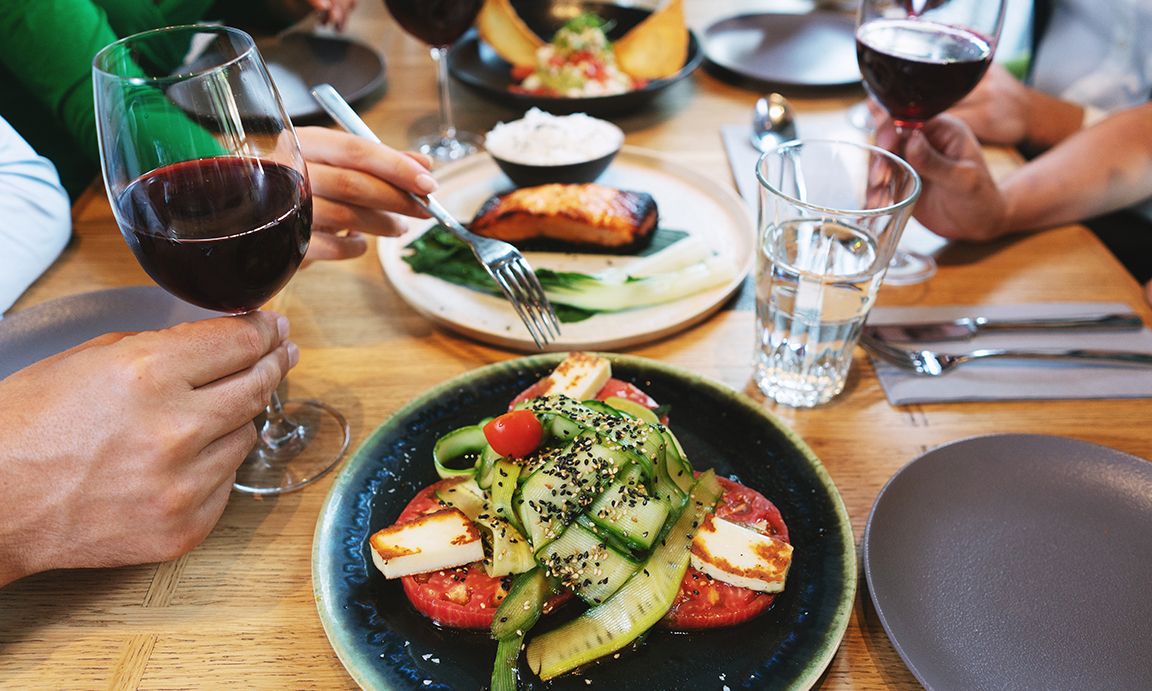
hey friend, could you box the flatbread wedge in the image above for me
[476,0,545,68]
[613,0,689,80]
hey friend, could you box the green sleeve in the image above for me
[0,0,218,174]
[0,0,125,166]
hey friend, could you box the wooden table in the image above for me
[3,2,1150,688]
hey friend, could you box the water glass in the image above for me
[754,139,920,407]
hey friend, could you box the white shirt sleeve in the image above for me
[0,117,71,316]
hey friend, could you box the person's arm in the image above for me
[0,312,295,587]
[0,119,71,315]
[946,63,1087,150]
[0,1,128,165]
[891,104,1152,242]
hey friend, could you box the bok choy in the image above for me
[402,226,739,323]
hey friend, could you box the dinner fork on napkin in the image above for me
[864,303,1152,404]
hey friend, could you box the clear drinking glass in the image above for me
[93,25,350,494]
[384,0,484,161]
[755,139,920,407]
[855,0,1006,285]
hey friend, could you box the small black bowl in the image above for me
[489,147,619,187]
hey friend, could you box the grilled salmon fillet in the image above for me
[469,183,658,252]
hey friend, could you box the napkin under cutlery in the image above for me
[865,302,1152,404]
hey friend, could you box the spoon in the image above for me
[750,93,798,153]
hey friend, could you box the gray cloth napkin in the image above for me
[866,303,1152,404]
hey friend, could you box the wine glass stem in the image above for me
[430,46,457,142]
[890,122,921,158]
[260,391,300,449]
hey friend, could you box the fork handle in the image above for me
[418,194,478,243]
[968,348,1152,366]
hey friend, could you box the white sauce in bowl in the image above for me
[485,108,623,166]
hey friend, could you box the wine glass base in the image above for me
[416,131,482,163]
[884,249,938,285]
[234,398,351,495]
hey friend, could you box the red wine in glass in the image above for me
[385,0,483,47]
[94,25,351,495]
[383,0,484,161]
[117,157,311,314]
[856,19,992,129]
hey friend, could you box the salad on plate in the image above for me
[368,353,794,687]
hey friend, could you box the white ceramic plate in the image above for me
[377,147,754,352]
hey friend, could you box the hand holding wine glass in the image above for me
[856,0,1005,284]
[93,25,350,494]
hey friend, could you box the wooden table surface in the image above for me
[3,1,1150,688]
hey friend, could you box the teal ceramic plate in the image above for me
[313,354,855,689]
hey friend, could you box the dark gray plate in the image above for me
[0,286,217,379]
[257,33,386,121]
[703,12,860,89]
[313,353,856,689]
[864,434,1152,690]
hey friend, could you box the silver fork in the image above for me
[859,332,1152,376]
[310,84,561,348]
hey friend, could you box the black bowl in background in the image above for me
[447,1,702,117]
[490,147,618,187]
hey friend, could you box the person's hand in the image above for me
[946,64,1033,146]
[877,114,1009,242]
[306,0,357,31]
[0,312,296,586]
[948,64,1086,150]
[296,126,437,262]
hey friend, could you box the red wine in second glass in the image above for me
[116,157,311,314]
[385,0,483,47]
[856,19,992,126]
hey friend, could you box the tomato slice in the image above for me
[595,379,659,410]
[483,410,543,458]
[509,377,659,411]
[660,476,789,630]
[394,479,570,629]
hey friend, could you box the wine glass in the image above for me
[856,0,1006,284]
[93,25,351,495]
[385,0,484,161]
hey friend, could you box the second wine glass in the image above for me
[855,0,1006,284]
[93,24,350,495]
[385,0,484,162]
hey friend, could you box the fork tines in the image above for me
[491,257,561,348]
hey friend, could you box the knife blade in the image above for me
[864,312,1144,342]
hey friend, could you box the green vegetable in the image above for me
[536,520,640,605]
[490,568,556,691]
[525,471,723,680]
[431,425,486,479]
[436,479,535,577]
[402,226,734,323]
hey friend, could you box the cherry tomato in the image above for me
[483,410,544,458]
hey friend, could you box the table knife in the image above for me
[863,312,1144,342]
